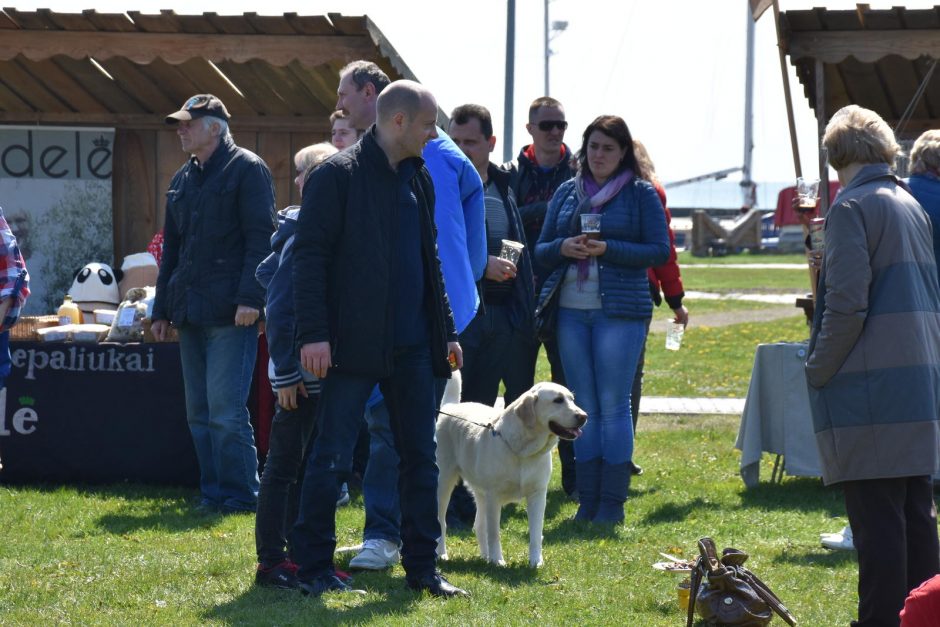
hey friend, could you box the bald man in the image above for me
[289,81,468,598]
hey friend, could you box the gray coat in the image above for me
[806,163,940,485]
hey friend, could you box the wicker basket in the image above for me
[10,315,61,341]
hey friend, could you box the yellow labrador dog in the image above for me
[436,381,587,567]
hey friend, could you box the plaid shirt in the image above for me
[0,208,29,331]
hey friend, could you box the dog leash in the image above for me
[436,408,530,457]
[436,408,501,438]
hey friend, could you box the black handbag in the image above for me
[687,537,797,627]
[534,279,561,342]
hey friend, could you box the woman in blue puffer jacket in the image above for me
[535,115,669,524]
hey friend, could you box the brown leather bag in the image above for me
[686,537,797,626]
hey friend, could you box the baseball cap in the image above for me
[165,94,231,124]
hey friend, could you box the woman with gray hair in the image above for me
[806,105,940,626]
[907,129,940,277]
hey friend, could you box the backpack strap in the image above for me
[737,566,798,625]
[686,557,703,627]
[687,537,720,627]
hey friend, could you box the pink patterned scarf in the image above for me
[575,169,634,287]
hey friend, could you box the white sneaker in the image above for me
[335,543,364,554]
[348,538,400,570]
[820,525,855,551]
[336,483,350,507]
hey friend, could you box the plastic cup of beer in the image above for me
[796,177,821,210]
[677,578,691,611]
[499,239,524,266]
[581,213,601,239]
[665,321,685,351]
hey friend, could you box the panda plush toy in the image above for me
[69,262,123,318]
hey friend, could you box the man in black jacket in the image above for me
[505,96,578,496]
[153,94,275,514]
[449,104,536,406]
[289,80,468,599]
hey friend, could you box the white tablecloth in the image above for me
[734,341,821,488]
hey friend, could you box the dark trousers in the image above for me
[289,345,440,581]
[255,392,318,566]
[630,318,653,431]
[843,475,940,627]
[522,333,574,493]
[459,304,536,406]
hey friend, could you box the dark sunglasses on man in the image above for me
[537,120,568,132]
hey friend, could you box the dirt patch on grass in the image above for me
[650,305,805,333]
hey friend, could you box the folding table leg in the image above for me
[770,454,784,483]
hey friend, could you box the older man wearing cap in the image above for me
[152,94,276,513]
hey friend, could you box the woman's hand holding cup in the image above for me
[561,234,590,259]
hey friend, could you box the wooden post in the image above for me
[816,59,829,215]
[773,0,801,179]
[807,58,829,303]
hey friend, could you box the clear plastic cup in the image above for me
[581,213,601,239]
[796,177,820,209]
[499,239,524,265]
[665,322,685,351]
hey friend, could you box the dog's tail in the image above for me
[441,369,462,406]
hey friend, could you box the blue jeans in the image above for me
[362,400,401,544]
[556,308,647,465]
[360,378,447,547]
[289,345,441,580]
[255,391,319,566]
[178,324,260,512]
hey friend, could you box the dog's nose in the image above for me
[576,412,587,426]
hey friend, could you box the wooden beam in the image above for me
[787,29,940,64]
[773,0,801,178]
[0,110,330,132]
[816,59,830,215]
[0,30,376,66]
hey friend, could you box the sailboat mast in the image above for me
[742,0,757,209]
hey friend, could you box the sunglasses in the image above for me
[536,120,568,132]
[184,95,212,110]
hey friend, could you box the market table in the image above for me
[0,340,200,485]
[735,341,822,488]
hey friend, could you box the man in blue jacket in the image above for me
[153,94,276,514]
[290,80,468,599]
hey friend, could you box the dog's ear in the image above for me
[515,391,538,429]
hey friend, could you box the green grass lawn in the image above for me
[679,265,812,294]
[535,315,809,398]
[673,249,814,295]
[0,257,850,624]
[678,296,797,315]
[0,417,857,625]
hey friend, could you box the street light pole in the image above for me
[504,0,516,163]
[544,0,549,95]
[543,1,568,97]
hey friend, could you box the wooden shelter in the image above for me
[0,9,422,260]
[780,3,940,209]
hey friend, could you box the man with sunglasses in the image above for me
[153,94,276,514]
[505,96,578,497]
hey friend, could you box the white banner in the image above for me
[0,126,114,314]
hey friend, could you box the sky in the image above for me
[11,0,937,199]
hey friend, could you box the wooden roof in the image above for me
[781,4,940,140]
[0,8,421,131]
